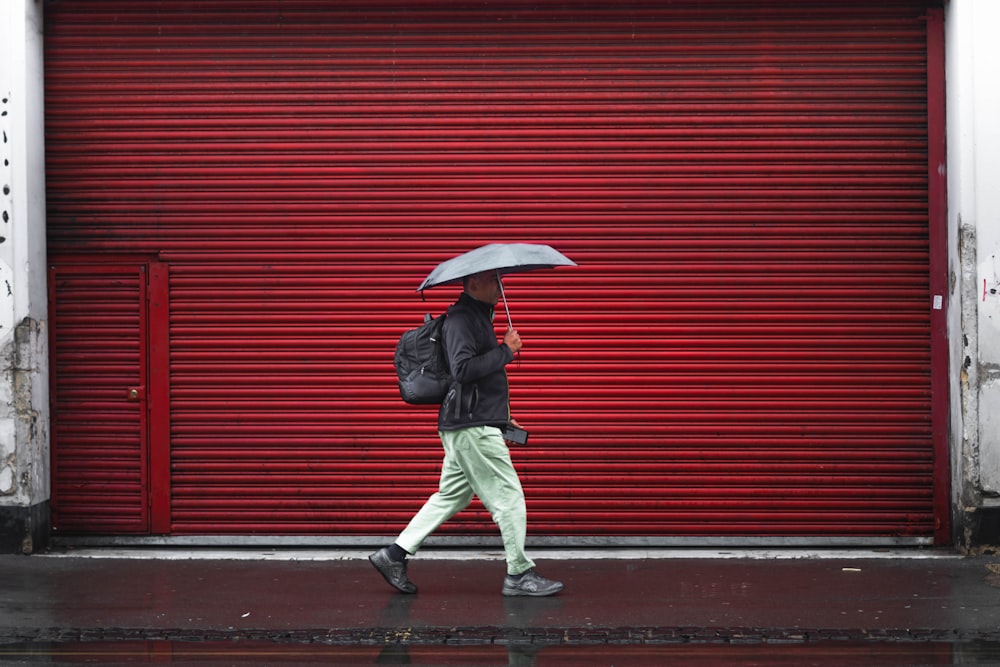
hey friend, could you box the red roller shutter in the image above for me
[45,0,946,542]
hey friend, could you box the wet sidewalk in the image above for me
[2,548,1000,662]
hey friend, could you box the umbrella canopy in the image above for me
[417,243,577,292]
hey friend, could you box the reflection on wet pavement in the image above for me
[3,641,1000,666]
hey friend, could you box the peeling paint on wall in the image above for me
[0,317,46,505]
[959,220,980,476]
[0,330,19,497]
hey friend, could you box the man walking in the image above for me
[370,270,563,597]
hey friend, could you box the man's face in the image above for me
[468,271,502,306]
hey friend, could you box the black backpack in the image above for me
[394,314,451,404]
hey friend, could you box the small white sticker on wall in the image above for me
[933,295,943,310]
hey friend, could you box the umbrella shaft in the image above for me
[496,271,520,366]
[497,271,513,329]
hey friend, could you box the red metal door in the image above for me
[44,0,947,542]
[49,261,170,534]
[50,263,150,533]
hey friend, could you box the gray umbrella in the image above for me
[417,242,577,328]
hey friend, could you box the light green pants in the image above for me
[396,425,536,576]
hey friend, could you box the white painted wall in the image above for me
[946,0,1000,535]
[0,0,49,510]
[968,1,1000,495]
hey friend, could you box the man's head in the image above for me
[464,270,502,306]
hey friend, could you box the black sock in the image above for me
[388,543,409,562]
[509,568,533,581]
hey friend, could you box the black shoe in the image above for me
[502,569,563,597]
[369,547,417,594]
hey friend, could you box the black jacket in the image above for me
[438,292,514,431]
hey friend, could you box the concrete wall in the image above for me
[0,0,50,554]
